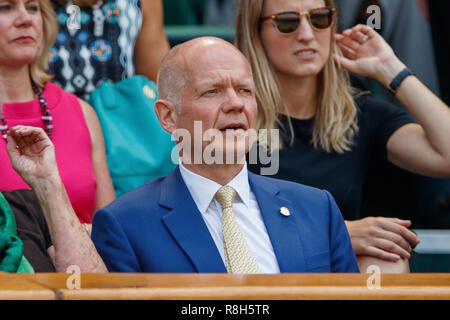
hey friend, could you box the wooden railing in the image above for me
[1,272,450,300]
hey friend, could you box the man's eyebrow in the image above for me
[196,79,254,87]
[236,80,254,87]
[195,80,221,89]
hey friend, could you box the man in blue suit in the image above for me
[91,37,359,273]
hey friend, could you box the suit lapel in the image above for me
[249,173,307,272]
[159,167,226,273]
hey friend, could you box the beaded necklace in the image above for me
[0,83,53,141]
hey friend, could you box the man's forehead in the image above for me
[193,69,254,88]
[173,38,255,89]
[186,52,252,82]
[184,41,249,69]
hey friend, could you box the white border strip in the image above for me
[413,230,450,254]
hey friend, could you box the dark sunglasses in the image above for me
[261,7,336,34]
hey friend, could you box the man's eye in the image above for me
[204,89,218,96]
[239,88,252,95]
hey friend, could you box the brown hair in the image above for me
[55,0,99,7]
[29,0,58,88]
[235,0,359,153]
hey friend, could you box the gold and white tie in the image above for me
[215,186,260,274]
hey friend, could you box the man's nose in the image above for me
[221,88,245,112]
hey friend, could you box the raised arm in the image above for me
[334,24,450,178]
[6,126,107,273]
[334,25,429,265]
[133,0,170,82]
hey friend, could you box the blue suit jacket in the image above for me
[92,167,359,273]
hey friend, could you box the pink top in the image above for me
[0,82,97,223]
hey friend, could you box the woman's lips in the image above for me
[13,36,34,43]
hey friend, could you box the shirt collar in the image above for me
[178,161,251,214]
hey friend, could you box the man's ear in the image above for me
[154,99,178,134]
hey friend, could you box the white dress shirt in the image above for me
[179,162,280,274]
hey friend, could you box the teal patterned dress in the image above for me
[48,0,143,99]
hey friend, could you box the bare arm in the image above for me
[386,80,450,178]
[357,255,410,274]
[78,99,115,214]
[335,24,450,178]
[134,0,170,81]
[6,126,107,273]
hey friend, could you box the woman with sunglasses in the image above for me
[236,0,450,272]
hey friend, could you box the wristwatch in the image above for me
[389,68,415,94]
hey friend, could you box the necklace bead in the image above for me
[0,83,53,142]
[0,116,8,140]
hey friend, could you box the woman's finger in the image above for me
[381,221,420,247]
[336,34,361,52]
[374,238,411,259]
[333,54,358,72]
[389,218,412,227]
[5,134,20,158]
[374,228,412,253]
[347,26,370,43]
[351,24,377,37]
[10,125,46,138]
[335,41,358,60]
[10,126,49,148]
[361,245,401,262]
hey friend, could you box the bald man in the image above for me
[92,37,359,273]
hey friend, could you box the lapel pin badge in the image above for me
[280,206,290,217]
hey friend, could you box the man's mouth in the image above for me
[219,123,247,132]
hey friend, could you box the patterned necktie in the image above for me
[215,186,260,274]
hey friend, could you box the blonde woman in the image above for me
[0,0,115,224]
[236,0,450,272]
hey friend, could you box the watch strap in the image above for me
[389,68,415,94]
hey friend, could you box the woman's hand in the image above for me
[6,125,59,186]
[333,24,405,87]
[345,217,420,262]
